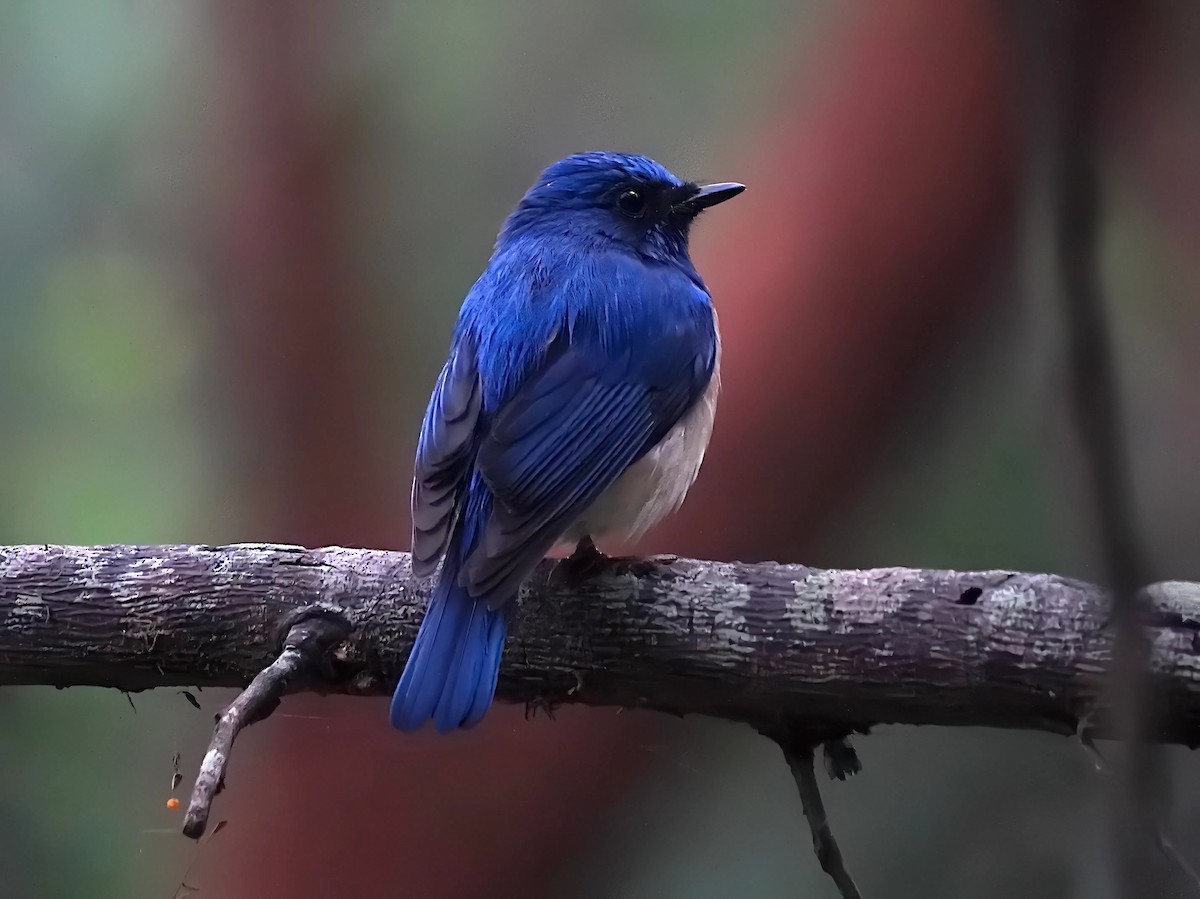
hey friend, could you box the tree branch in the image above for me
[3,543,1200,744]
[182,609,350,838]
[780,743,862,899]
[757,723,865,898]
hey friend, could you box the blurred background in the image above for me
[1,1,1198,897]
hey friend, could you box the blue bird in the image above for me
[389,151,744,732]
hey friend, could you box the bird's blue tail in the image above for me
[390,537,508,733]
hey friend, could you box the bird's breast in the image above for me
[562,325,721,546]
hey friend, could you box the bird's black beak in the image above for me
[674,181,746,214]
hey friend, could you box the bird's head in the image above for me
[498,152,744,262]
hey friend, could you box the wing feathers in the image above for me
[410,256,716,606]
[411,345,482,576]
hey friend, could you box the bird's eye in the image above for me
[616,189,646,218]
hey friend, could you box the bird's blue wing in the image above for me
[464,292,715,606]
[410,340,482,576]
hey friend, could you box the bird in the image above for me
[389,151,744,733]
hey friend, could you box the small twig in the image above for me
[182,609,350,839]
[785,745,862,899]
[763,728,863,899]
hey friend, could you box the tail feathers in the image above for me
[389,576,508,733]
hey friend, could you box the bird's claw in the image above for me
[553,539,682,587]
[553,535,609,586]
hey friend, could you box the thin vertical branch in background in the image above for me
[1050,1,1163,895]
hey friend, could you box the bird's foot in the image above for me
[553,535,609,587]
[553,539,681,586]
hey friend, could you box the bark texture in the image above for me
[2,543,1199,744]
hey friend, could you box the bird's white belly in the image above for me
[561,348,720,547]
